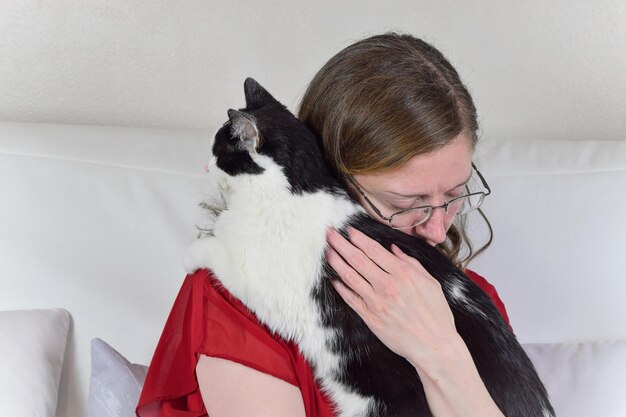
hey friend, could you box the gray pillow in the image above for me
[88,338,148,417]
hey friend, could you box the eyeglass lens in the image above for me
[389,193,485,229]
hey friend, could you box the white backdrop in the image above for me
[1,0,625,141]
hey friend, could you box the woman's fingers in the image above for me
[344,227,405,276]
[325,228,388,286]
[391,244,427,272]
[325,246,374,301]
[330,278,369,317]
[391,244,443,287]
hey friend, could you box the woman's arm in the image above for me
[196,355,307,417]
[325,227,505,417]
[405,336,506,417]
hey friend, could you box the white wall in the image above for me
[1,0,625,142]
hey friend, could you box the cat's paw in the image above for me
[184,237,229,274]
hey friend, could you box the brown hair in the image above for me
[298,32,491,268]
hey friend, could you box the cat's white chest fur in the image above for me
[184,156,375,417]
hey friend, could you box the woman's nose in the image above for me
[413,208,448,245]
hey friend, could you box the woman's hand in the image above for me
[325,226,459,366]
[326,226,506,417]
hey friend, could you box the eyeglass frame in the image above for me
[344,162,491,229]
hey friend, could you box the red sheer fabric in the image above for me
[136,268,511,417]
[136,269,335,417]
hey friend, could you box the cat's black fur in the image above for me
[207,78,554,417]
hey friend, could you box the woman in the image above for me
[137,32,510,417]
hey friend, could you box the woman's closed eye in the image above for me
[389,198,426,211]
[446,191,465,200]
[390,191,464,211]
[445,184,469,200]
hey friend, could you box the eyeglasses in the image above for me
[345,163,491,230]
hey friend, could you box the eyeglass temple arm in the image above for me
[472,162,491,195]
[343,174,391,221]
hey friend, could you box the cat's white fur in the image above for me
[184,152,375,417]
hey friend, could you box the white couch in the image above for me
[1,120,625,417]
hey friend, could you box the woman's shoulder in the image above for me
[155,269,303,384]
[137,269,336,417]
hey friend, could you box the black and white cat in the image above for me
[185,78,554,417]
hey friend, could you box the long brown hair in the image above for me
[298,32,491,268]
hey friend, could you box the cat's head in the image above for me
[210,78,337,194]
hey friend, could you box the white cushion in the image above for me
[523,339,626,417]
[470,139,626,343]
[0,308,70,417]
[88,338,148,417]
[0,121,208,415]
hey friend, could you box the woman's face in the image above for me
[351,134,474,246]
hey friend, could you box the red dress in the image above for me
[136,268,511,417]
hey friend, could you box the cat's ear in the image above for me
[244,77,278,109]
[228,109,261,152]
